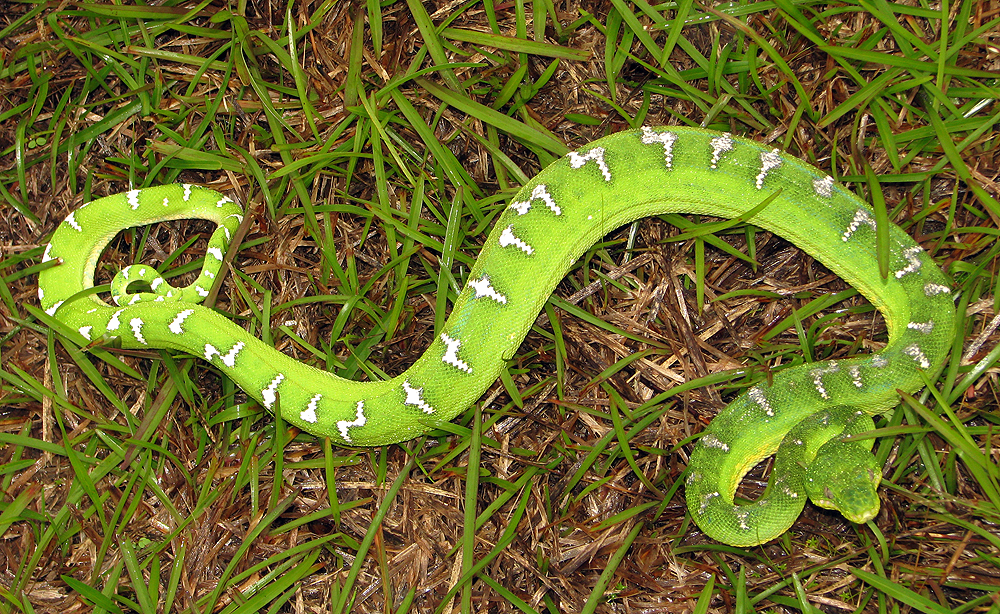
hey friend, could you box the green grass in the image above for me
[2,0,999,612]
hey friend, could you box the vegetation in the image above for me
[1,0,998,612]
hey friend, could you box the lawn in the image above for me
[1,0,999,612]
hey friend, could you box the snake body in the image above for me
[38,127,955,545]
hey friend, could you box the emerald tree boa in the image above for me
[39,127,955,545]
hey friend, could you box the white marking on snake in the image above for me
[813,175,834,198]
[904,344,930,368]
[440,333,472,373]
[127,190,141,210]
[736,507,751,530]
[169,309,194,334]
[756,149,783,189]
[65,212,82,231]
[262,373,285,409]
[567,147,612,181]
[686,471,701,485]
[700,433,729,452]
[842,208,877,242]
[79,326,92,341]
[872,355,889,368]
[849,365,863,388]
[204,270,215,279]
[45,300,64,316]
[37,287,43,300]
[748,385,774,417]
[204,344,220,361]
[403,380,435,414]
[510,184,560,216]
[907,320,934,334]
[220,342,244,367]
[207,247,224,261]
[183,184,193,201]
[42,244,53,263]
[196,286,209,297]
[816,367,831,398]
[151,278,165,291]
[337,401,367,443]
[698,491,719,514]
[894,246,923,278]
[640,126,678,169]
[924,283,950,296]
[301,394,321,423]
[108,309,124,330]
[709,133,734,168]
[216,196,233,208]
[811,361,840,400]
[162,197,169,207]
[130,318,146,344]
[498,225,533,255]
[468,275,507,304]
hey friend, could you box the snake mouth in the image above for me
[841,508,878,524]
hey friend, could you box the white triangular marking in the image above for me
[403,380,435,414]
[337,401,367,443]
[468,275,507,304]
[567,147,611,181]
[498,225,533,255]
[440,333,472,373]
[510,184,560,216]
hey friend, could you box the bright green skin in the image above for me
[38,127,955,546]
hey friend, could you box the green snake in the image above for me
[38,127,955,546]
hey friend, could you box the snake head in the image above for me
[805,439,882,524]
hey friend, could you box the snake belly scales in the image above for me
[38,126,955,546]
